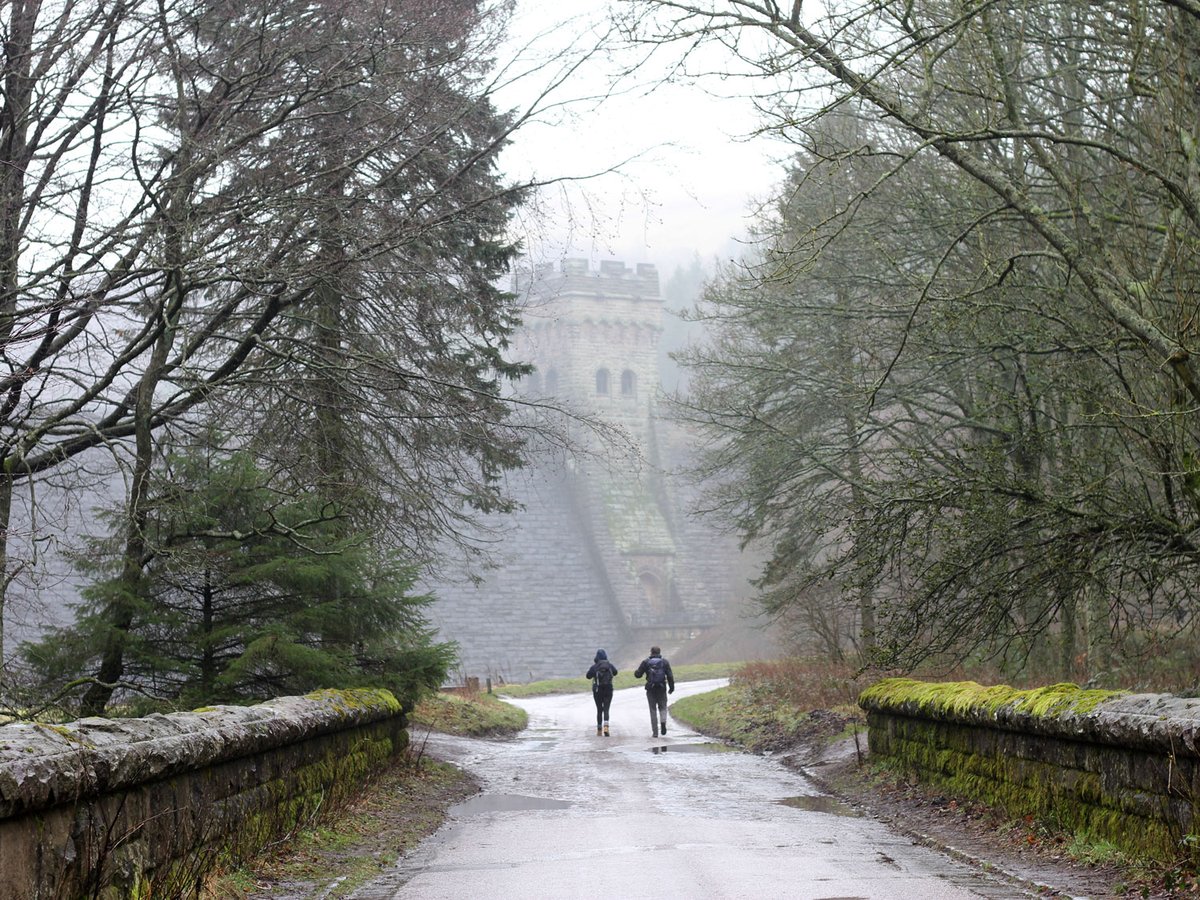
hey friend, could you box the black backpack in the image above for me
[594,660,614,687]
[646,657,667,687]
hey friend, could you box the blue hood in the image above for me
[594,648,608,662]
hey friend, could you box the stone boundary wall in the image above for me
[0,688,407,899]
[860,679,1200,863]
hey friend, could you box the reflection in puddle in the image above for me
[648,742,736,755]
[776,795,860,817]
[451,793,572,815]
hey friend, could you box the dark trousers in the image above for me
[646,685,668,732]
[593,686,613,727]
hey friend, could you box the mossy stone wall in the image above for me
[860,678,1200,862]
[0,688,407,899]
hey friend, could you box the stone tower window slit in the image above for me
[596,368,610,395]
[621,369,636,397]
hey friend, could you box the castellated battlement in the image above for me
[512,258,660,301]
[514,258,663,340]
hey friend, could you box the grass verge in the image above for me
[669,659,866,754]
[206,754,477,899]
[409,690,527,736]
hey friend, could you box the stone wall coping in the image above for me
[0,688,401,819]
[860,681,1200,758]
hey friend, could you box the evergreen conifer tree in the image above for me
[24,448,452,712]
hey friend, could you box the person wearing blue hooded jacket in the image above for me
[586,649,618,736]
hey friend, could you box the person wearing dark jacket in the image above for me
[586,649,618,736]
[633,645,675,737]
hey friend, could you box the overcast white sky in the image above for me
[495,1,787,279]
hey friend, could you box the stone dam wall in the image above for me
[861,678,1200,862]
[0,688,407,899]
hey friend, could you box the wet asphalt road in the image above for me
[347,679,1041,900]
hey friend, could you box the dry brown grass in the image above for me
[732,658,871,711]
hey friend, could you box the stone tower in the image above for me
[514,258,662,430]
[426,259,745,682]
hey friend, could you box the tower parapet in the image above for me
[514,259,662,422]
[514,258,661,329]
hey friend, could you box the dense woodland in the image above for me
[0,0,538,716]
[631,0,1200,687]
[5,0,1199,716]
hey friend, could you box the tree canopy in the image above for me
[0,0,549,712]
[637,1,1200,683]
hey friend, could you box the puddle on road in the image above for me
[450,793,572,815]
[776,795,860,817]
[523,736,556,751]
[648,742,736,755]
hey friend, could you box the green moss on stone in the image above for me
[37,723,94,747]
[859,677,1124,719]
[874,719,1178,860]
[304,687,402,716]
[863,678,1184,863]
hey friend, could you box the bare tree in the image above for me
[625,0,1200,405]
[646,2,1200,681]
[0,0,625,708]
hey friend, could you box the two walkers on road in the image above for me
[587,645,675,738]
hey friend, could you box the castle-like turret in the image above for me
[424,258,744,682]
[514,259,661,426]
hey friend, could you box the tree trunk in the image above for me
[200,570,216,697]
[0,476,11,669]
[78,347,163,715]
[79,73,191,712]
[1059,588,1077,682]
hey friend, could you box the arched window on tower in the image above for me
[595,368,610,395]
[545,368,559,395]
[621,369,636,397]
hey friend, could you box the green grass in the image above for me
[409,691,527,736]
[495,661,737,698]
[668,683,842,753]
[666,688,728,735]
[1066,836,1128,867]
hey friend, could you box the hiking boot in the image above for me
[596,726,602,736]
[660,723,667,735]
[603,724,610,737]
[652,726,659,737]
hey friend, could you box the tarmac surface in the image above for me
[345,679,1053,899]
